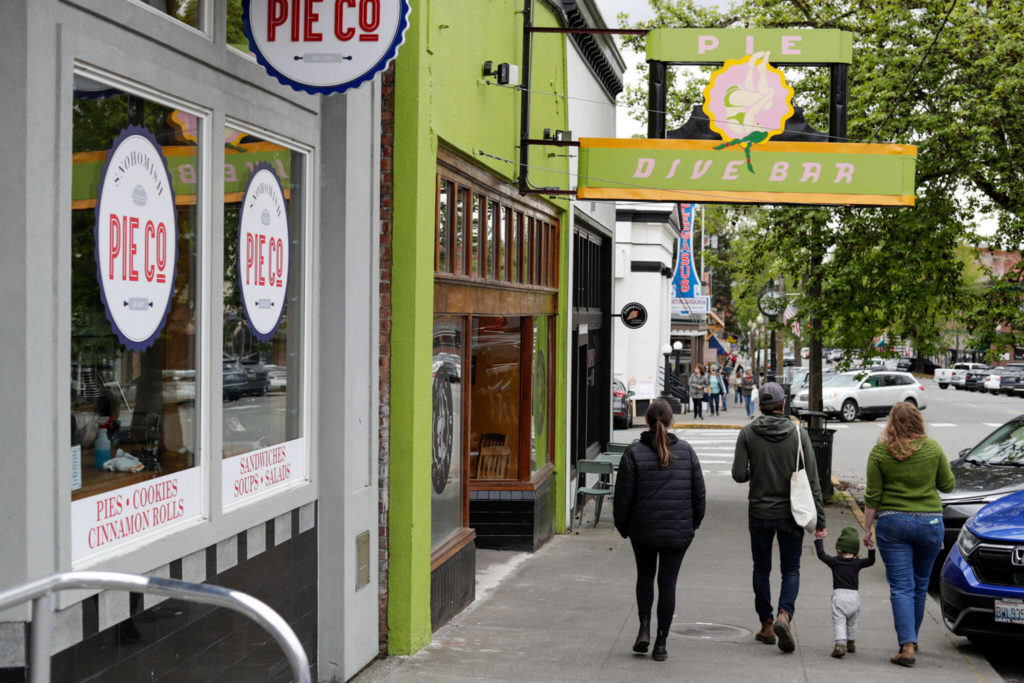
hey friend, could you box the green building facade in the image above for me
[387,0,573,654]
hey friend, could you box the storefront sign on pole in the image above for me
[576,138,917,206]
[94,126,178,351]
[243,0,411,95]
[671,203,700,314]
[238,165,290,341]
[619,302,648,329]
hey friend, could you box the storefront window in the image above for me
[437,178,450,273]
[470,317,521,480]
[221,126,306,506]
[432,316,464,548]
[531,316,552,473]
[70,77,202,562]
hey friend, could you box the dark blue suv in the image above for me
[940,489,1024,642]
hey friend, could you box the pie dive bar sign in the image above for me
[576,138,917,207]
[645,28,853,65]
[243,0,411,94]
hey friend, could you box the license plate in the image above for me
[994,598,1024,625]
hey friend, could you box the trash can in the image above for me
[798,411,834,503]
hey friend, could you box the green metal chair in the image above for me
[605,442,630,454]
[573,459,616,530]
[596,451,623,470]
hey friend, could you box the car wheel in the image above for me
[938,383,948,389]
[840,399,858,422]
[905,397,918,408]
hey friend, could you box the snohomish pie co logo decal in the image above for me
[94,126,178,351]
[702,51,794,173]
[238,164,289,342]
[431,363,455,494]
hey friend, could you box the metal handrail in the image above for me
[0,571,311,683]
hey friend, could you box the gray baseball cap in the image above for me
[759,381,786,403]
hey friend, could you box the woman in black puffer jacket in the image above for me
[613,398,706,662]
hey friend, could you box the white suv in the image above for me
[791,370,927,422]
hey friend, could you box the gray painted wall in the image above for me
[0,0,381,676]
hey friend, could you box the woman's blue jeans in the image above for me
[744,395,754,416]
[749,516,804,621]
[875,513,944,646]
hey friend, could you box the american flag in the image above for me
[782,302,800,337]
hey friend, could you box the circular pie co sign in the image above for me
[238,165,289,341]
[94,126,178,351]
[243,0,411,95]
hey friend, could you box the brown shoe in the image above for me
[846,640,855,653]
[755,617,776,644]
[773,609,795,653]
[831,643,846,658]
[890,642,916,667]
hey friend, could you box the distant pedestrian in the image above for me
[720,366,729,412]
[708,368,723,415]
[814,526,875,658]
[734,365,744,404]
[688,366,708,420]
[863,402,955,667]
[732,382,827,653]
[614,398,706,663]
[738,370,757,418]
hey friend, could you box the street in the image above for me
[829,377,1024,486]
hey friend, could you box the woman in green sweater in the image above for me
[863,402,955,667]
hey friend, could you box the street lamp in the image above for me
[757,282,786,382]
[661,343,672,396]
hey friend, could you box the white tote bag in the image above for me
[789,429,818,533]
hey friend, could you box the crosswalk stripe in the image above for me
[983,422,1003,427]
[930,423,956,427]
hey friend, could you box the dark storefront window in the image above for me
[470,317,522,480]
[532,316,553,473]
[432,316,465,548]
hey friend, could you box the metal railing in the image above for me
[0,571,311,683]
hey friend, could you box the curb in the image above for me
[831,475,866,529]
[673,423,744,430]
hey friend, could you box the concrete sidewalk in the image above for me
[357,443,1000,682]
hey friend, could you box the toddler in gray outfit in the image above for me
[814,526,875,657]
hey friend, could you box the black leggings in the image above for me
[692,397,703,418]
[631,539,689,634]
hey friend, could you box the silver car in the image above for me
[792,369,927,422]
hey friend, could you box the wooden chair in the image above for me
[572,459,615,530]
[477,446,511,479]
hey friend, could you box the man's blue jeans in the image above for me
[875,512,944,646]
[749,515,804,622]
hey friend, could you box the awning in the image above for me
[708,334,726,354]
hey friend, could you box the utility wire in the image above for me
[869,0,958,143]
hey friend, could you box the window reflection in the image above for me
[432,317,464,547]
[470,317,521,480]
[70,79,199,500]
[221,127,305,461]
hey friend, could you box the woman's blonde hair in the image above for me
[881,401,926,461]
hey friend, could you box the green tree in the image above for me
[616,0,1024,363]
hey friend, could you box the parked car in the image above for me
[939,489,1024,643]
[612,378,634,429]
[239,354,270,396]
[938,415,1024,565]
[943,362,989,390]
[828,349,844,362]
[222,354,247,401]
[265,364,288,392]
[896,357,938,374]
[791,369,926,422]
[983,367,1024,394]
[964,369,990,392]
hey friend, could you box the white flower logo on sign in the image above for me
[238,164,289,341]
[94,126,178,351]
[243,0,411,94]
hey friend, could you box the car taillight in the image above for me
[614,391,625,397]
[918,385,924,391]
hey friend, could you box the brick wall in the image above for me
[377,63,394,655]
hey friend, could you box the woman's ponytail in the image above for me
[646,397,674,467]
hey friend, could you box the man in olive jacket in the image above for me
[732,382,827,653]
